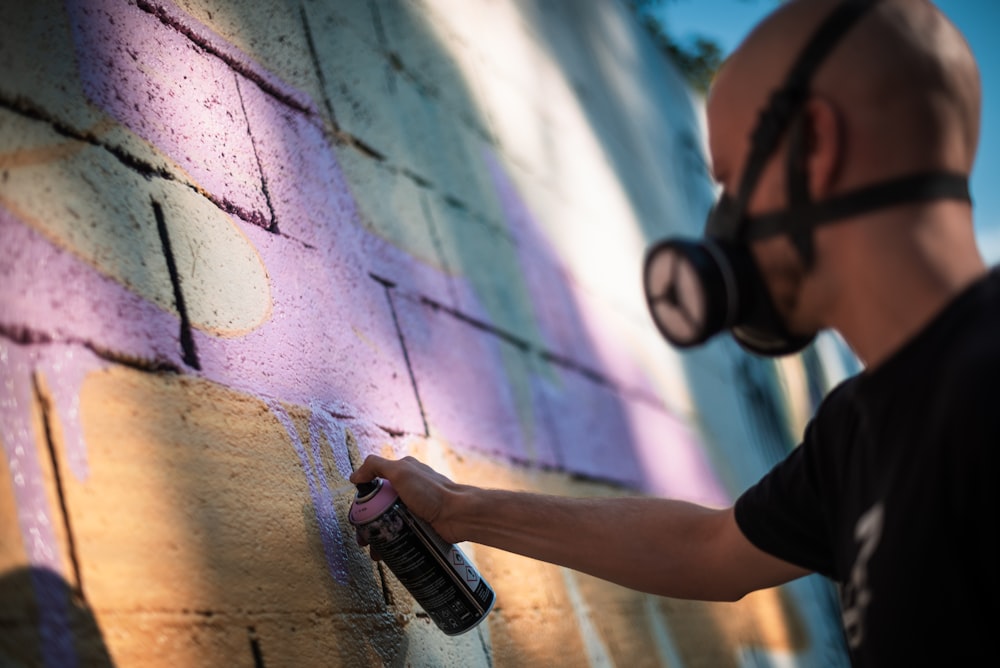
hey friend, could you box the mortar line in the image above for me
[376,562,394,608]
[537,348,669,412]
[367,0,397,95]
[0,94,171,179]
[0,94,274,229]
[299,2,339,128]
[82,0,502,184]
[247,626,267,668]
[375,278,671,414]
[0,327,183,375]
[538,349,611,386]
[234,74,279,233]
[32,373,86,604]
[418,190,462,308]
[5,55,401,203]
[10,29,470,222]
[527,359,567,471]
[152,198,201,370]
[418,296,532,352]
[133,0,312,115]
[378,283,430,437]
[477,625,495,668]
[370,274,534,354]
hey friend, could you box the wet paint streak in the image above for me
[35,346,106,481]
[30,568,79,668]
[265,399,350,585]
[0,341,76,668]
[308,402,354,480]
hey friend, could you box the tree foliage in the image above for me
[628,0,725,95]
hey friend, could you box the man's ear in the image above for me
[805,96,842,199]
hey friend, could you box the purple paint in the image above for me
[265,399,350,585]
[627,399,731,506]
[2,180,416,591]
[36,346,107,481]
[0,0,728,613]
[392,293,547,462]
[483,146,728,499]
[0,342,61,574]
[64,0,270,226]
[130,0,316,115]
[483,147,653,394]
[482,147,650,473]
[186,220,424,432]
[233,70,354,249]
[0,341,77,668]
[480,148,577,353]
[10,0,428,587]
[309,402,354,480]
[0,207,182,369]
[481,146,638,400]
[536,359,645,486]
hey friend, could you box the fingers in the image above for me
[351,455,405,564]
[348,454,457,550]
[350,454,391,484]
[354,533,382,561]
[350,454,434,483]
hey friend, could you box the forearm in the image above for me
[349,455,805,600]
[447,486,740,601]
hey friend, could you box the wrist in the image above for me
[439,483,483,543]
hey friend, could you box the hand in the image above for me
[350,455,465,545]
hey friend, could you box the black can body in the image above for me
[349,478,495,635]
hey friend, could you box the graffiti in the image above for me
[0,341,106,668]
[0,0,848,664]
[265,400,350,585]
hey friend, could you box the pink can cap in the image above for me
[348,478,400,525]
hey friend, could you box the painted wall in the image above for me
[0,0,856,665]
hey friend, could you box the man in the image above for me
[352,0,997,663]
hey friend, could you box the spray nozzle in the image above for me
[354,479,381,500]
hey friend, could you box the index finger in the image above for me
[350,454,392,484]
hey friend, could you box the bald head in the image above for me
[699,0,987,366]
[707,0,981,192]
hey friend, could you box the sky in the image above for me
[655,0,1000,264]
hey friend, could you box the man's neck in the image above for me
[830,210,986,369]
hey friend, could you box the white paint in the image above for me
[560,568,615,668]
[644,595,687,667]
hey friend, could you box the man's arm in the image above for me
[350,455,810,601]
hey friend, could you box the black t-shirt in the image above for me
[735,268,1000,666]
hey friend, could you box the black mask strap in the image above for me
[734,0,882,221]
[743,171,972,241]
[785,113,815,265]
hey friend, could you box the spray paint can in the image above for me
[348,478,496,635]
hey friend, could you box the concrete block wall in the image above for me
[1,0,857,665]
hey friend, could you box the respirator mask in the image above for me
[643,0,970,356]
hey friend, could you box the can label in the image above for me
[352,485,495,635]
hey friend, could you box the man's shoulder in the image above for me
[927,273,1000,445]
[908,266,1000,388]
[812,375,862,425]
[940,269,1000,384]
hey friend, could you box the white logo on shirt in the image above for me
[841,502,884,649]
